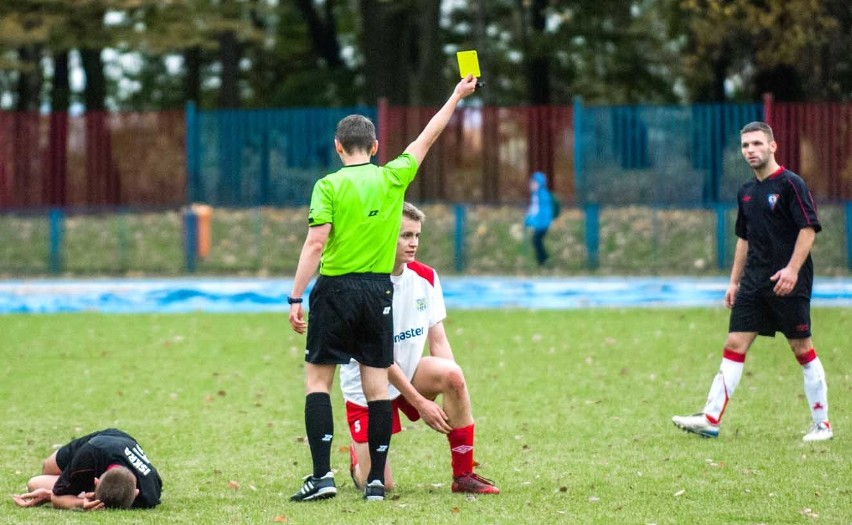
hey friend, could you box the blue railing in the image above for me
[186,103,377,206]
[574,102,763,206]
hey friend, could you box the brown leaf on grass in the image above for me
[273,515,288,522]
[339,446,349,452]
[228,480,240,490]
[203,394,214,403]
[559,486,568,493]
[451,506,460,513]
[218,390,227,397]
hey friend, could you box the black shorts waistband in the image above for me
[319,272,390,281]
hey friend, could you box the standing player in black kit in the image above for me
[672,121,832,442]
[12,428,162,510]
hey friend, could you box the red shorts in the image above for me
[346,397,421,443]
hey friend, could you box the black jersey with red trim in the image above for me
[734,166,821,295]
[52,429,162,508]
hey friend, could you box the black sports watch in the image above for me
[287,296,303,304]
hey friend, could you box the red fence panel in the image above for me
[766,100,852,201]
[378,102,574,204]
[1,102,850,210]
[0,110,186,208]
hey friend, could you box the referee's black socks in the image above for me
[367,399,393,484]
[305,392,334,479]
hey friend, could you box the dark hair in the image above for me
[402,202,425,222]
[335,115,376,154]
[740,121,774,141]
[95,466,136,509]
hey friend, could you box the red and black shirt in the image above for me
[53,428,162,508]
[734,166,821,296]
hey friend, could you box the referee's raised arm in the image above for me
[403,75,477,166]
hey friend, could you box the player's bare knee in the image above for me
[723,336,749,354]
[444,365,467,395]
[788,338,812,356]
[41,458,59,476]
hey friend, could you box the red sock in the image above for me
[447,424,475,478]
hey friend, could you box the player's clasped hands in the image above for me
[80,491,105,511]
[11,488,105,511]
[12,488,52,507]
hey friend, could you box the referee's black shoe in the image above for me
[363,479,385,501]
[290,472,337,501]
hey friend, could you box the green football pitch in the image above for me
[1,308,849,524]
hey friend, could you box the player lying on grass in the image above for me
[339,202,500,495]
[12,428,162,510]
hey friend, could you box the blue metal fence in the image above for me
[573,101,763,206]
[186,103,378,206]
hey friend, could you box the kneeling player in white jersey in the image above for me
[339,202,499,495]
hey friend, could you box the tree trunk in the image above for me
[526,0,551,105]
[184,46,202,104]
[13,44,42,206]
[360,0,410,105]
[80,48,107,111]
[47,50,70,206]
[295,0,344,68]
[409,0,443,106]
[15,44,42,112]
[219,31,241,108]
[81,47,118,205]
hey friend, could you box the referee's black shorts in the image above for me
[305,273,394,368]
[729,287,812,339]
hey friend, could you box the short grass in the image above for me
[1,308,849,524]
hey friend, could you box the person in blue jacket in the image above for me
[524,171,555,266]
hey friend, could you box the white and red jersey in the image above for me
[339,261,447,406]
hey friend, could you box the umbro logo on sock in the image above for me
[451,445,474,454]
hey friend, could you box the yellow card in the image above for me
[456,50,481,78]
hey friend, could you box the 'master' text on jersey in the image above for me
[394,326,425,343]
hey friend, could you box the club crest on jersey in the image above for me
[767,193,779,210]
[416,297,427,312]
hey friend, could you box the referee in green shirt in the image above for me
[288,74,478,502]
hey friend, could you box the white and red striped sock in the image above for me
[703,349,745,425]
[798,349,829,425]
